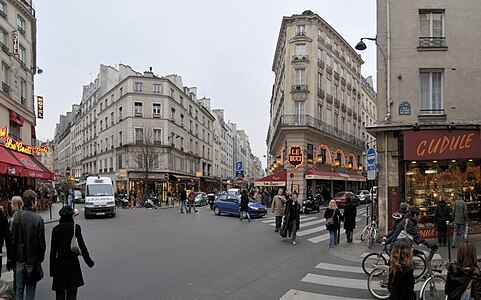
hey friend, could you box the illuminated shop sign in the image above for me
[404,130,481,161]
[37,96,44,119]
[288,145,304,169]
[0,126,49,155]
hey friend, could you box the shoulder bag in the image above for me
[396,218,414,241]
[325,209,335,226]
[460,279,473,300]
[71,222,82,256]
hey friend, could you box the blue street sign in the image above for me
[367,165,376,171]
[236,161,243,171]
[367,148,376,166]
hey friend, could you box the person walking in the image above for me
[262,189,270,208]
[0,204,11,280]
[321,186,331,207]
[179,187,187,213]
[187,190,197,213]
[167,190,172,207]
[50,206,94,300]
[445,240,481,299]
[387,239,416,300]
[239,190,251,222]
[324,200,343,248]
[343,196,357,243]
[434,198,451,247]
[254,189,262,204]
[6,196,23,287]
[284,192,301,245]
[271,189,286,232]
[452,194,469,248]
[11,190,46,300]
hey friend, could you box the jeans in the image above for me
[452,223,466,245]
[240,211,250,220]
[180,200,187,212]
[289,221,298,243]
[329,230,337,248]
[16,263,37,300]
[437,225,448,245]
[188,201,197,213]
[275,216,283,231]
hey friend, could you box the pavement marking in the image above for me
[299,219,323,227]
[315,262,364,274]
[307,233,329,243]
[280,289,370,300]
[297,227,324,237]
[301,273,367,289]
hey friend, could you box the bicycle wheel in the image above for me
[367,228,377,248]
[362,252,388,275]
[413,253,427,279]
[367,266,390,299]
[420,276,446,300]
[360,225,369,241]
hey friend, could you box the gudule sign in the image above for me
[288,145,304,169]
[404,130,481,161]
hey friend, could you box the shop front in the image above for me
[403,129,481,238]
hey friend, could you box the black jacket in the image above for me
[445,263,481,300]
[388,267,416,300]
[343,202,357,230]
[324,208,343,231]
[385,211,431,248]
[434,200,451,228]
[284,200,300,231]
[11,207,46,264]
[0,209,11,265]
[50,219,94,291]
[240,194,249,211]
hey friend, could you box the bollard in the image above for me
[49,201,52,220]
[447,221,452,262]
[366,206,369,226]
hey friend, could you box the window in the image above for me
[317,48,323,63]
[318,103,323,122]
[0,29,7,47]
[195,124,198,136]
[134,102,143,116]
[419,12,445,47]
[180,96,184,106]
[420,70,443,114]
[0,2,6,18]
[294,101,305,124]
[2,62,9,86]
[334,113,339,129]
[153,103,161,115]
[135,128,144,144]
[111,135,114,149]
[296,25,306,36]
[153,129,161,145]
[17,15,25,35]
[153,84,161,94]
[318,28,323,40]
[295,44,306,56]
[180,114,184,126]
[19,45,25,63]
[189,120,193,133]
[117,155,123,169]
[317,72,322,90]
[118,106,123,120]
[170,88,175,98]
[100,120,103,131]
[8,121,20,140]
[171,107,175,120]
[110,112,114,126]
[20,79,26,105]
[341,117,345,132]
[295,68,306,85]
[134,82,143,92]
[119,131,123,146]
[119,87,123,97]
[189,105,193,116]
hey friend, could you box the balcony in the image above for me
[291,84,308,93]
[334,98,340,108]
[317,59,325,69]
[317,36,324,43]
[353,111,357,119]
[358,115,361,122]
[334,72,340,81]
[317,88,325,99]
[292,54,309,62]
[418,37,446,48]
[326,94,333,103]
[347,83,352,90]
[295,31,306,37]
[357,93,361,100]
[2,82,10,95]
[17,26,25,36]
[347,107,352,116]
[352,87,357,95]
[16,0,35,17]
[326,43,332,50]
[21,97,26,106]
[278,114,365,148]
[341,103,346,112]
[0,10,6,19]
[326,65,332,74]
[341,77,346,86]
[1,43,9,54]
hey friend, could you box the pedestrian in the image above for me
[452,194,469,248]
[0,204,11,280]
[7,196,22,287]
[167,190,172,207]
[324,200,343,248]
[434,198,451,247]
[254,189,262,204]
[343,196,357,243]
[387,238,416,300]
[284,192,301,245]
[321,186,331,207]
[187,190,197,213]
[50,206,94,300]
[239,190,251,222]
[271,189,286,232]
[67,192,73,207]
[445,240,481,299]
[262,189,270,208]
[11,190,46,300]
[179,187,187,213]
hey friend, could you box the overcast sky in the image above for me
[33,0,376,167]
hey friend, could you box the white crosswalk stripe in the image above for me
[1,247,13,282]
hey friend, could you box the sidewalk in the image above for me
[38,202,64,224]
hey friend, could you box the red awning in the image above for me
[31,125,36,138]
[305,169,366,182]
[9,110,24,126]
[0,146,24,176]
[9,150,55,180]
[254,170,286,186]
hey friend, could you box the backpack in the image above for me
[396,218,414,241]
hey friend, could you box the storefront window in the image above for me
[405,159,481,226]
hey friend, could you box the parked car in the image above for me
[194,192,208,206]
[227,188,240,195]
[213,194,267,218]
[333,191,359,207]
[73,189,85,203]
[355,190,371,204]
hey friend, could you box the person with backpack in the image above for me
[324,200,343,248]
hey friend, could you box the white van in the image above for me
[84,176,116,218]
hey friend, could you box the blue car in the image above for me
[213,194,267,218]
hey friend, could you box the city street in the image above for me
[7,203,375,299]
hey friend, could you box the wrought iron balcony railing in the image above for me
[419,37,446,48]
[326,65,332,74]
[334,98,340,108]
[317,88,325,99]
[291,84,308,92]
[317,59,325,69]
[292,54,309,61]
[2,82,10,95]
[419,108,445,115]
[326,94,333,103]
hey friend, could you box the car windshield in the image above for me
[74,190,82,197]
[334,192,346,197]
[195,194,203,199]
[87,184,114,196]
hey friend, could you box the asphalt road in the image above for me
[34,203,372,299]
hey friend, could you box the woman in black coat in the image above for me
[324,200,343,248]
[284,192,301,245]
[343,197,357,243]
[239,190,251,222]
[434,199,451,246]
[50,206,94,300]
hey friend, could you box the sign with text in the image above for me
[287,145,304,169]
[37,96,44,119]
[399,101,411,115]
[235,161,243,171]
[13,32,18,55]
[404,130,481,160]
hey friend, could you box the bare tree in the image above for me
[133,129,160,198]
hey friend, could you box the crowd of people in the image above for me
[0,189,94,300]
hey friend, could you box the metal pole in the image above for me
[366,205,369,226]
[447,221,452,262]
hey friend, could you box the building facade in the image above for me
[266,10,369,198]
[371,0,481,234]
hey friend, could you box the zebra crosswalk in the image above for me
[259,211,367,244]
[0,247,13,282]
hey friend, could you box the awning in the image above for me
[0,146,24,176]
[9,110,24,126]
[31,125,36,138]
[201,176,220,183]
[174,175,200,182]
[9,150,55,180]
[254,170,286,187]
[305,169,366,182]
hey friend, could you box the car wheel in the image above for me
[214,206,221,215]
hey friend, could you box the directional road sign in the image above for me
[235,161,243,171]
[367,148,376,166]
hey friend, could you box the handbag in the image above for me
[325,209,336,226]
[71,223,82,256]
[25,261,43,284]
[397,219,414,241]
[460,279,473,300]
[279,219,288,238]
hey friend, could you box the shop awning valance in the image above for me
[305,169,366,182]
[0,146,24,176]
[254,170,287,187]
[9,110,24,126]
[9,150,55,180]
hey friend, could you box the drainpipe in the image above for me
[384,0,391,235]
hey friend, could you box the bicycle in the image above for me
[367,246,441,300]
[362,243,427,278]
[360,218,378,248]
